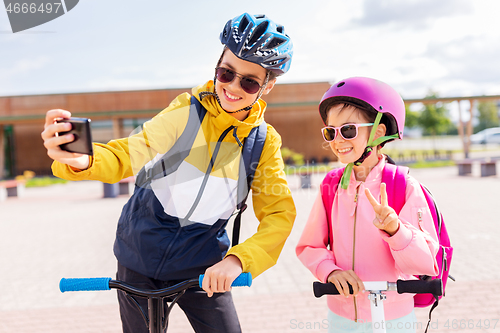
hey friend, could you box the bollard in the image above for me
[300,174,312,189]
[103,183,119,198]
[118,176,136,195]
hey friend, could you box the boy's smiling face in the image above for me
[215,49,275,114]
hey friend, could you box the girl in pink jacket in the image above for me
[296,77,439,333]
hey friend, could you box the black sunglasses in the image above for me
[215,67,265,94]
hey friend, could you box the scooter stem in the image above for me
[368,291,387,333]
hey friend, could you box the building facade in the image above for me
[0,82,332,178]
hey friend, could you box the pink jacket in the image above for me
[296,158,439,322]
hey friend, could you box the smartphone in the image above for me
[56,117,94,155]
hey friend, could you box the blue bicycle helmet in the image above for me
[220,13,293,75]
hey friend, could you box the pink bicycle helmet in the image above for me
[319,77,405,140]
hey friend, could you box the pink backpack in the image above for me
[320,162,454,311]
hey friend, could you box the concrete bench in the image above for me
[103,176,135,198]
[480,159,497,177]
[0,179,26,201]
[457,159,473,176]
[457,158,498,177]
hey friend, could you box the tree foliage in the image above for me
[404,104,420,129]
[474,101,499,133]
[418,92,454,136]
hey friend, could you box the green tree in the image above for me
[404,104,420,129]
[474,101,499,133]
[419,92,454,136]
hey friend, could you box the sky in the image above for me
[1,0,500,103]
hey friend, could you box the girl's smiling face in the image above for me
[215,49,275,114]
[326,104,373,165]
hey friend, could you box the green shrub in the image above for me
[25,177,68,188]
[281,147,305,166]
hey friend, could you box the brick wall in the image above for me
[1,82,335,177]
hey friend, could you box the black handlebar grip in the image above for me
[313,281,354,298]
[397,279,442,296]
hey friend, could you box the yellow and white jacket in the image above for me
[52,81,296,280]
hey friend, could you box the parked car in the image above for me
[470,127,500,144]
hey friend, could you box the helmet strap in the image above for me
[339,112,397,189]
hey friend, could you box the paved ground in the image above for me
[0,162,499,332]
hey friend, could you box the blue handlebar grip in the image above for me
[198,273,252,288]
[231,273,252,287]
[60,277,112,293]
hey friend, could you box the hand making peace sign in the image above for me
[365,183,400,236]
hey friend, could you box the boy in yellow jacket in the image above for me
[41,13,296,333]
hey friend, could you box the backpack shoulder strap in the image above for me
[231,121,267,246]
[382,163,409,214]
[320,167,344,247]
[320,167,344,223]
[135,96,206,188]
[242,121,268,189]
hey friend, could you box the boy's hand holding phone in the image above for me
[56,116,93,155]
[41,109,92,170]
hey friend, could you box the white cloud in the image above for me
[7,56,51,74]
[0,56,51,95]
[422,34,500,96]
[352,0,473,29]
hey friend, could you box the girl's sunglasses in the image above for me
[215,67,265,94]
[321,123,374,142]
